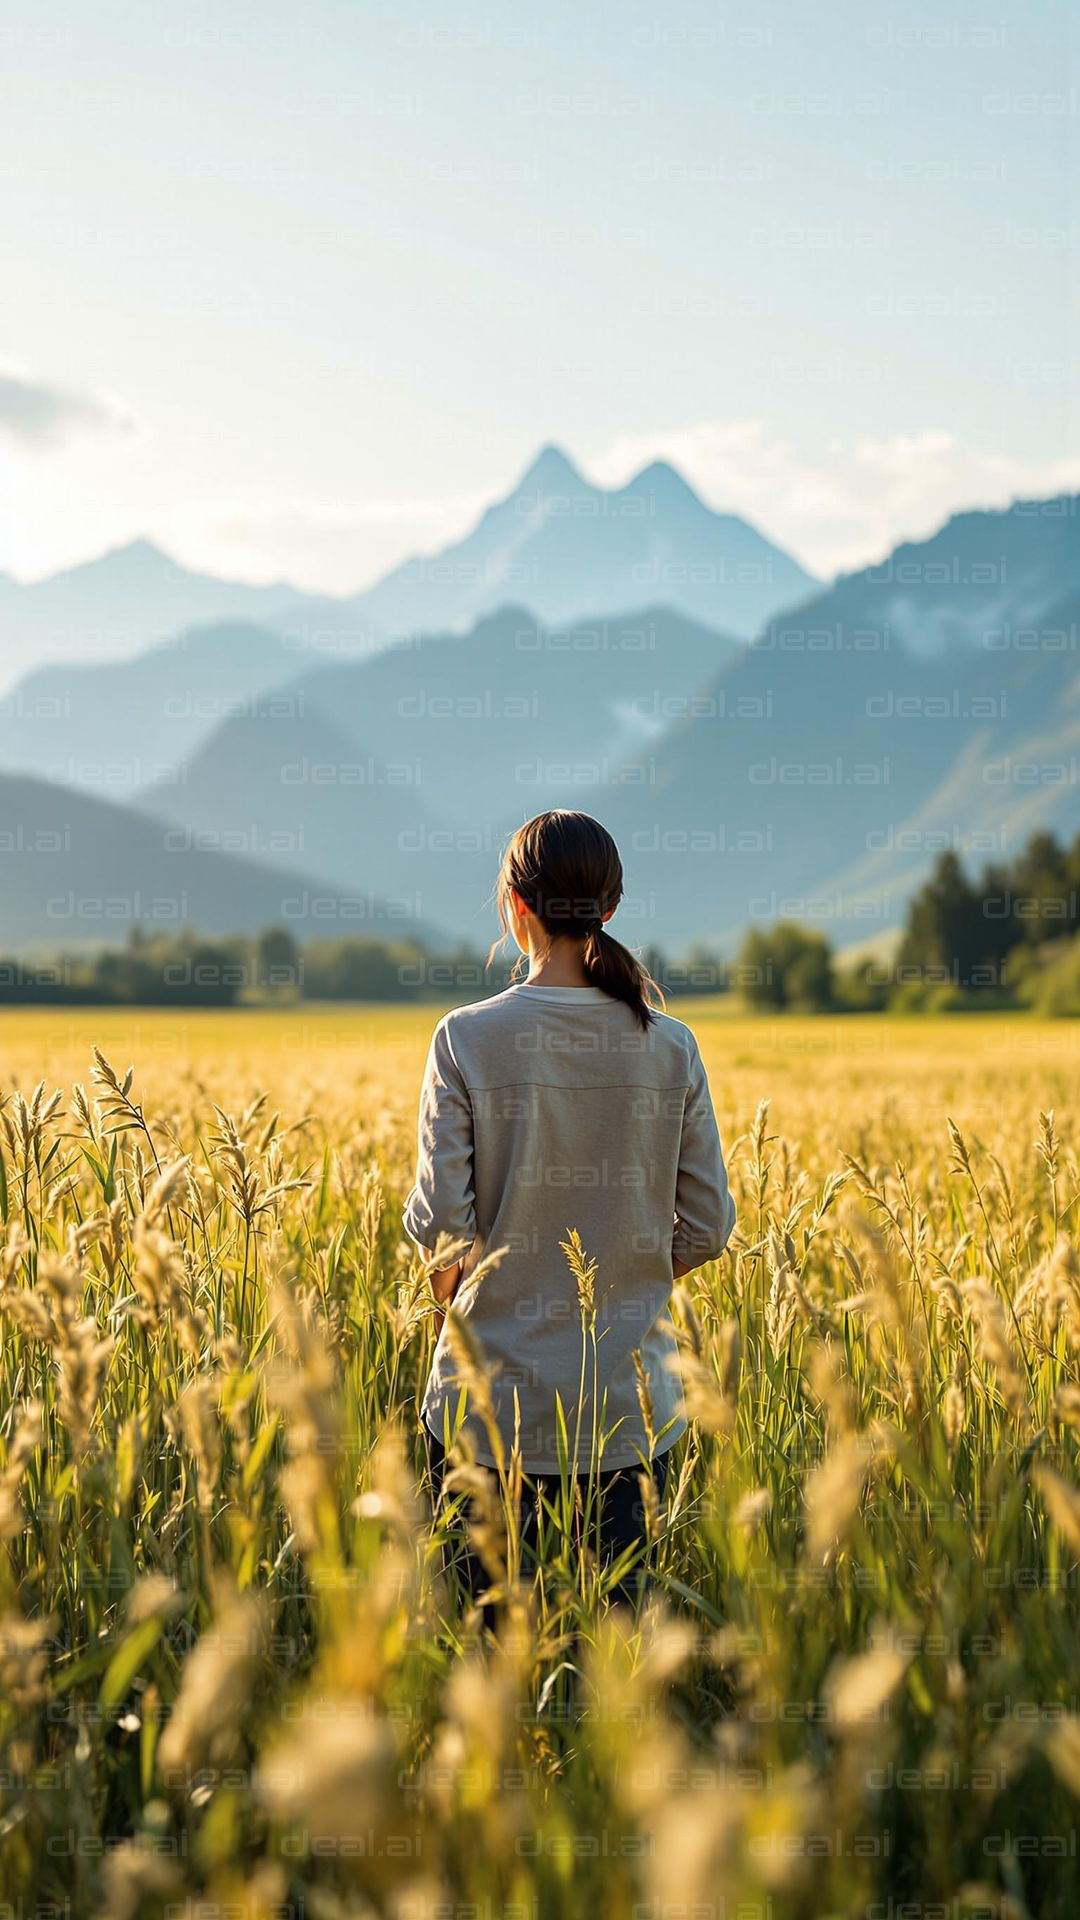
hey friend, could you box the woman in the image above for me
[403,809,736,1610]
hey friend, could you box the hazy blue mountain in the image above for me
[0,623,305,792]
[135,704,497,941]
[791,585,1080,919]
[595,576,1080,949]
[827,491,1080,657]
[0,540,304,688]
[0,774,439,952]
[293,602,741,822]
[136,603,739,942]
[548,496,1080,947]
[8,480,1080,957]
[0,447,813,688]
[132,520,1080,953]
[325,447,818,642]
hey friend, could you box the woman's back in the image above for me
[405,980,735,1470]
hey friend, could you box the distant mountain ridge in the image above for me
[0,622,304,793]
[594,577,1080,948]
[831,491,1080,656]
[303,445,818,644]
[134,604,740,944]
[0,773,443,952]
[0,447,818,691]
[5,470,1080,955]
[0,542,304,688]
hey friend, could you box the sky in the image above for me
[2,0,1078,589]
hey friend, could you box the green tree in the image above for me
[897,851,983,985]
[736,922,834,1011]
[255,926,301,994]
[1004,831,1072,947]
[303,938,424,1001]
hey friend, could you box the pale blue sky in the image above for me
[2,0,1077,585]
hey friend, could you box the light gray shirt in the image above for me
[403,984,736,1471]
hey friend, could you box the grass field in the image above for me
[3,1003,1080,1918]
[9,999,1080,1140]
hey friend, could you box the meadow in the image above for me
[2,1003,1080,1918]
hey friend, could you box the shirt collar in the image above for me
[510,984,614,1004]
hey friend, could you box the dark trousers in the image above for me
[425,1427,671,1620]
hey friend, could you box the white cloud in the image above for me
[590,422,1080,576]
[163,489,487,595]
[0,365,138,449]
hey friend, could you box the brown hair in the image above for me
[491,810,662,1030]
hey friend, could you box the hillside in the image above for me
[136,604,742,940]
[0,775,439,952]
[598,583,1080,946]
[0,623,304,789]
[829,492,1080,656]
[134,703,498,941]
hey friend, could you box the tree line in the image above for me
[7,829,1080,1011]
[737,828,1080,1015]
[0,928,733,1007]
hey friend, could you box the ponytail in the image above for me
[492,810,663,1031]
[582,922,661,1031]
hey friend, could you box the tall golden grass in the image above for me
[1,1008,1079,1918]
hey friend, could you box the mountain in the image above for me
[831,491,1080,656]
[130,498,1080,953]
[326,446,818,641]
[9,479,1080,958]
[136,604,742,940]
[0,775,439,952]
[0,623,306,791]
[282,500,1080,949]
[292,602,741,821]
[134,703,496,941]
[595,567,1080,949]
[0,447,814,688]
[0,541,304,689]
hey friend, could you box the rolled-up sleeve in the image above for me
[671,1040,736,1266]
[402,1018,477,1250]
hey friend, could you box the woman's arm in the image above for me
[418,1247,464,1338]
[423,1254,463,1305]
[402,1017,477,1330]
[671,1039,736,1277]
